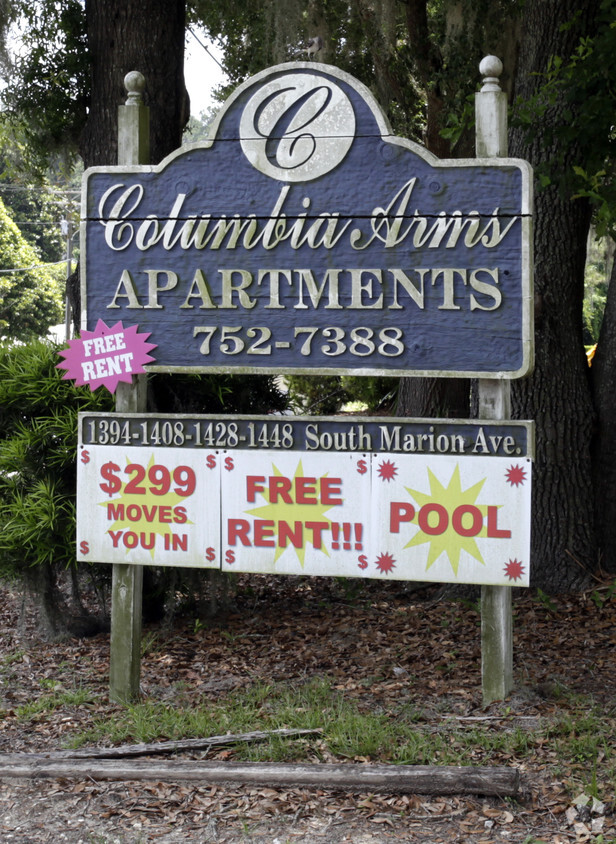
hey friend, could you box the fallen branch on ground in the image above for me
[31,728,322,759]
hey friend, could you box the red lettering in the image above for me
[173,505,187,524]
[320,477,342,505]
[295,476,317,504]
[107,503,124,521]
[227,518,252,546]
[254,519,276,547]
[390,501,415,532]
[487,505,511,538]
[158,506,172,523]
[305,521,329,548]
[279,521,303,548]
[418,503,448,535]
[452,504,483,537]
[246,475,266,503]
[269,476,293,503]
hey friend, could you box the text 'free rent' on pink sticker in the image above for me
[57,320,157,394]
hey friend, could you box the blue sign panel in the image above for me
[82,63,533,378]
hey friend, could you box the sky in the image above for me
[184,29,229,116]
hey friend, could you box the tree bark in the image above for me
[397,0,470,419]
[81,0,188,168]
[508,0,599,590]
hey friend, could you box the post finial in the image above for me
[124,71,146,105]
[479,55,503,93]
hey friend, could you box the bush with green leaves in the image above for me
[0,341,112,633]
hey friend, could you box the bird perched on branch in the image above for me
[305,35,323,60]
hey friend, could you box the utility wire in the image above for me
[188,27,224,71]
[0,259,67,273]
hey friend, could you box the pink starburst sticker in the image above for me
[56,320,157,394]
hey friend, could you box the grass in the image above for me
[15,685,96,720]
[1,667,611,812]
[65,676,613,792]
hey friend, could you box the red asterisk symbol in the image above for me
[377,460,398,482]
[505,464,527,487]
[375,552,396,574]
[504,558,525,581]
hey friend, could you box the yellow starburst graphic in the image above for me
[404,465,486,575]
[99,454,193,559]
[246,460,334,567]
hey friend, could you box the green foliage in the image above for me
[182,107,218,144]
[286,374,397,414]
[512,0,616,234]
[0,153,75,265]
[195,0,523,146]
[340,375,398,412]
[1,0,88,173]
[0,339,112,577]
[150,372,288,414]
[15,684,95,721]
[584,266,608,344]
[0,197,64,339]
[286,374,349,414]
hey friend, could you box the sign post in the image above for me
[109,72,150,703]
[475,56,525,704]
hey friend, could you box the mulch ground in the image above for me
[0,574,614,843]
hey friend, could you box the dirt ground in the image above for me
[0,575,614,843]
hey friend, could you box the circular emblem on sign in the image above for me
[239,73,356,182]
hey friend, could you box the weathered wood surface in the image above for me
[30,728,322,760]
[0,756,520,796]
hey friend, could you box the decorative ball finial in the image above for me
[124,71,146,105]
[479,55,503,93]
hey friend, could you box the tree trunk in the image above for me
[396,0,470,418]
[508,0,599,590]
[81,0,188,168]
[397,377,470,419]
[591,258,616,573]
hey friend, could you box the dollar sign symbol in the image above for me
[357,459,367,475]
[80,450,90,465]
[206,454,217,469]
[80,541,90,556]
[357,555,368,570]
[224,456,234,471]
[205,546,216,562]
[99,461,122,497]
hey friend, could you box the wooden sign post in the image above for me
[475,56,527,703]
[109,72,149,702]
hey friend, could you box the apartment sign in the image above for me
[81,63,533,378]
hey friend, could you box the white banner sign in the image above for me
[78,414,531,586]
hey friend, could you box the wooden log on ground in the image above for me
[0,756,520,796]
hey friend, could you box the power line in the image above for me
[188,27,224,71]
[0,221,71,226]
[0,259,68,273]
[0,185,79,194]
